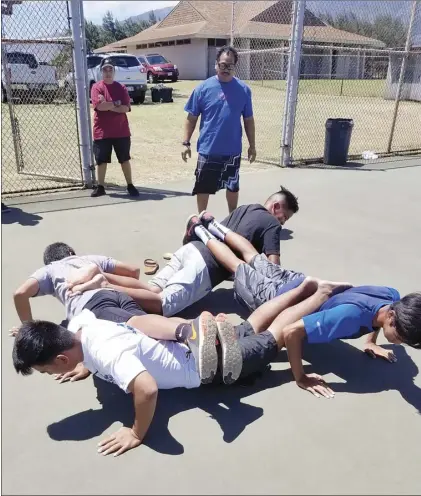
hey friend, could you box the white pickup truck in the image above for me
[64,53,148,104]
[1,51,58,103]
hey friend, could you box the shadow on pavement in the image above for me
[1,205,43,226]
[107,185,190,202]
[46,340,420,455]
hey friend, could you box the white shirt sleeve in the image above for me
[110,350,147,393]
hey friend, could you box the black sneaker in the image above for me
[91,185,106,197]
[127,184,139,197]
[187,312,218,384]
[2,202,10,213]
[215,314,243,385]
[199,210,215,229]
[182,214,202,245]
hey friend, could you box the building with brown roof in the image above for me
[94,1,385,81]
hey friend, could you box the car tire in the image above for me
[64,83,74,102]
[133,92,146,105]
[171,77,178,83]
[43,92,56,104]
[148,72,157,84]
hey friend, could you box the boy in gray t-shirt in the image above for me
[13,242,147,325]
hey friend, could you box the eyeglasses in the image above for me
[217,62,236,71]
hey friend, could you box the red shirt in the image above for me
[91,80,131,140]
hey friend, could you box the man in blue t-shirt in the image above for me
[181,45,255,214]
[187,219,421,398]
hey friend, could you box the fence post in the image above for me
[387,0,418,153]
[79,0,96,181]
[281,0,305,167]
[70,0,93,187]
[230,1,235,46]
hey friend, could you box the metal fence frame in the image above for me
[231,0,421,167]
[1,0,94,196]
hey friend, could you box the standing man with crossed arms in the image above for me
[181,45,256,213]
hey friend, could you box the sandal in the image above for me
[144,258,159,275]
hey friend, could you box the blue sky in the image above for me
[83,1,178,24]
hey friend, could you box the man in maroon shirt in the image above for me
[90,58,139,197]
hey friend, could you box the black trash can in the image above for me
[150,86,173,103]
[324,118,354,166]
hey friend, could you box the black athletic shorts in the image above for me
[235,320,278,379]
[93,137,131,165]
[213,320,278,384]
[84,289,145,323]
[192,153,241,195]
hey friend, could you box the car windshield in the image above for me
[109,56,140,68]
[146,55,168,65]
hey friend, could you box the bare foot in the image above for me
[317,280,353,296]
[300,276,320,295]
[70,273,107,295]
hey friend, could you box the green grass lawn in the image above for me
[2,78,420,194]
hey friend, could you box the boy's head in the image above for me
[383,292,421,348]
[13,320,79,376]
[264,186,299,225]
[43,242,75,265]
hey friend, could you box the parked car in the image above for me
[137,54,179,84]
[1,51,58,103]
[65,53,148,104]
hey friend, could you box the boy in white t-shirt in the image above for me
[12,277,346,457]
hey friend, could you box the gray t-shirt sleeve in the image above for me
[83,255,117,273]
[29,266,54,296]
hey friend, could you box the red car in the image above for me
[137,54,179,84]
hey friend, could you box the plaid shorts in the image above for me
[192,153,241,195]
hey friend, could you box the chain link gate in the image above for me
[1,0,83,196]
[231,0,421,167]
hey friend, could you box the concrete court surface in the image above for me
[2,159,421,495]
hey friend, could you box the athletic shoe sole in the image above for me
[182,214,200,245]
[195,311,218,384]
[215,314,243,385]
[199,210,215,228]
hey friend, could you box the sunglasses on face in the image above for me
[217,62,236,71]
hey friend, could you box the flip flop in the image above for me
[163,252,173,260]
[144,258,159,275]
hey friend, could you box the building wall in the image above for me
[127,38,208,80]
[384,53,421,102]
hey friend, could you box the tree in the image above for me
[122,18,149,38]
[102,10,117,44]
[84,20,102,52]
[148,10,157,25]
[320,12,407,48]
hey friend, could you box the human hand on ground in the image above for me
[98,427,141,457]
[248,146,256,163]
[53,363,91,383]
[364,342,397,363]
[296,373,335,398]
[181,146,191,162]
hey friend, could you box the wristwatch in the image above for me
[182,140,191,147]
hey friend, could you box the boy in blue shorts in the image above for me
[184,212,421,398]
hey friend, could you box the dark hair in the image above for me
[216,45,238,64]
[266,186,299,213]
[391,292,421,349]
[43,242,75,265]
[13,320,75,375]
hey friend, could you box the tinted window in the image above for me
[87,56,103,69]
[146,55,168,65]
[137,56,147,64]
[7,52,38,69]
[109,56,140,68]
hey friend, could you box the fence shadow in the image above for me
[1,205,43,226]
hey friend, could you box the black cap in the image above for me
[100,57,115,70]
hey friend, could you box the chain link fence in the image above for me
[1,0,83,195]
[232,0,421,166]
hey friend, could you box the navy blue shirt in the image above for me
[184,76,253,156]
[302,286,401,343]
